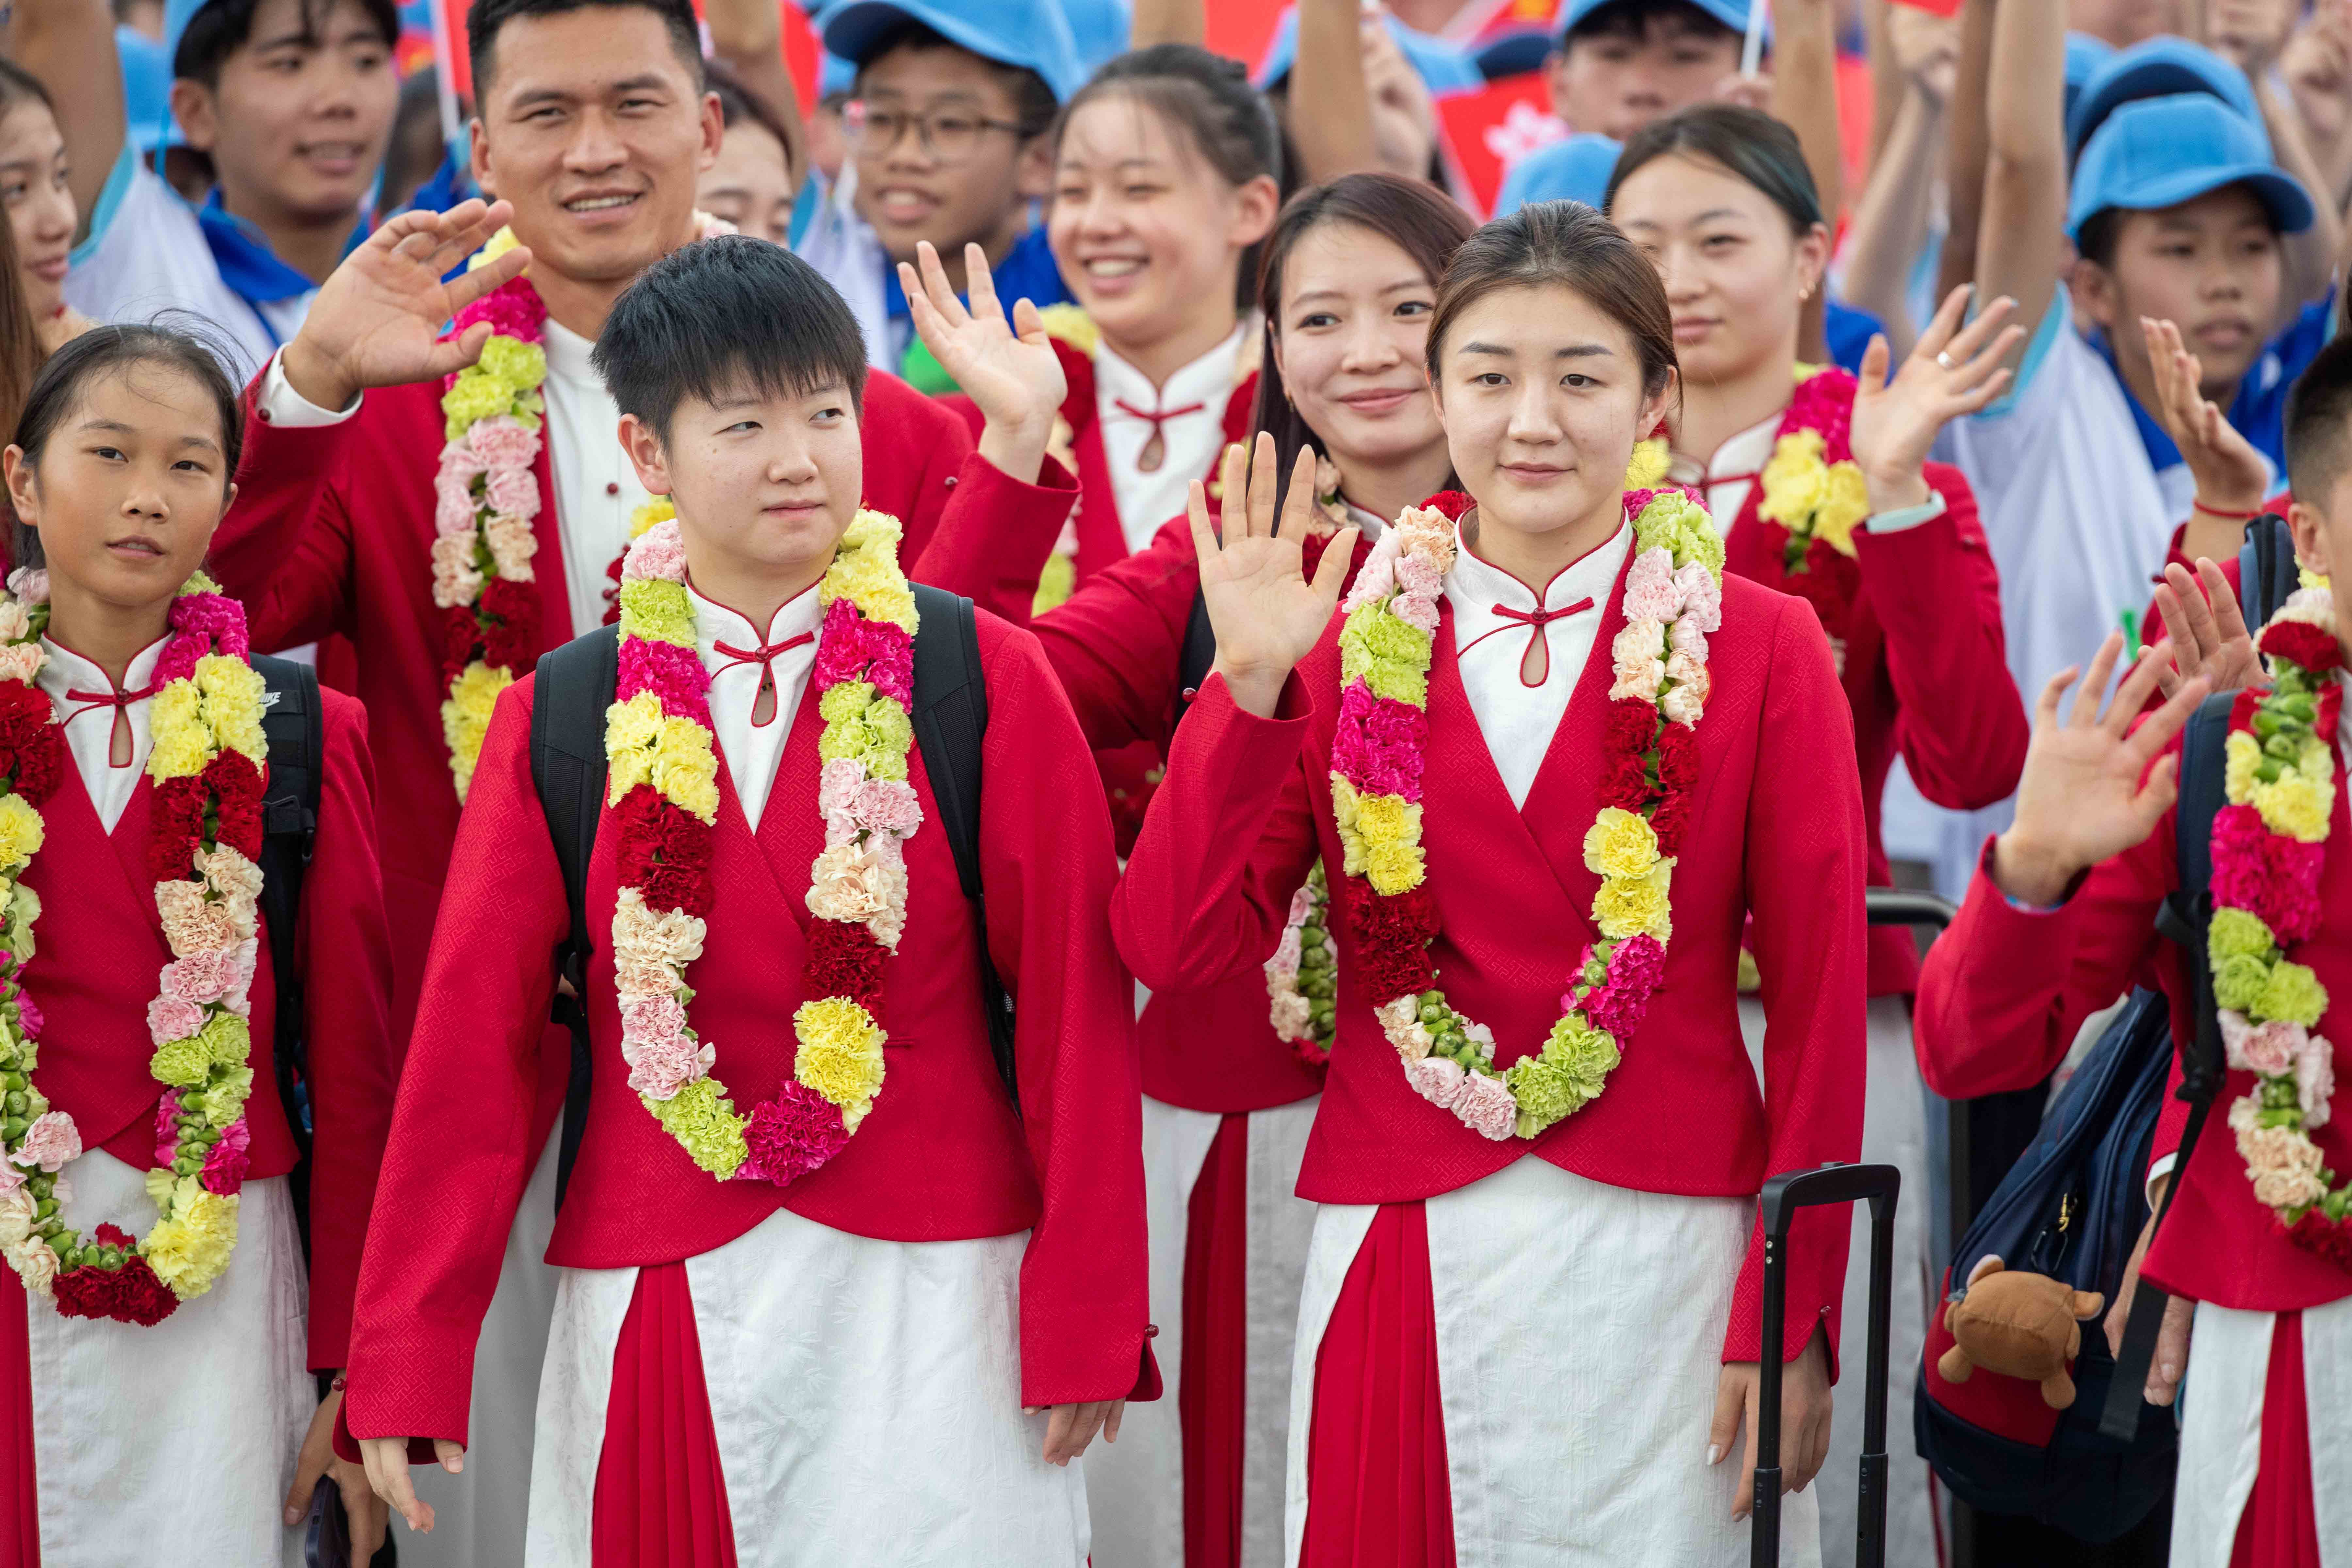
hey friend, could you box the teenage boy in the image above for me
[204,0,1077,1557]
[798,0,1079,381]
[1916,332,2352,1568]
[346,233,1152,1562]
[1544,0,1748,143]
[63,0,400,372]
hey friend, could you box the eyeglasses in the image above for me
[843,100,1027,164]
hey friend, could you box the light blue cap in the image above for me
[822,0,1086,103]
[819,51,857,99]
[1560,0,1749,37]
[1493,132,1623,217]
[2067,35,2262,164]
[1059,0,1131,74]
[2066,92,2313,241]
[118,24,173,154]
[1254,7,1486,100]
[2062,33,2114,128]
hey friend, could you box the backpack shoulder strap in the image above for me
[2237,513,2300,630]
[2170,687,2239,910]
[1173,587,1217,728]
[530,624,619,1212]
[250,654,323,1251]
[906,583,1016,1107]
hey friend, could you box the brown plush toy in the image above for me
[1937,1255,2106,1410]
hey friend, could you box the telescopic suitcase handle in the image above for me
[1752,1161,1902,1568]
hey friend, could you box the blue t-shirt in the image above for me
[882,222,1072,322]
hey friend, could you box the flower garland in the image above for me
[1266,862,1336,1069]
[2202,584,2352,1269]
[0,571,269,1323]
[1755,364,1871,571]
[610,510,923,1184]
[1331,489,1723,1139]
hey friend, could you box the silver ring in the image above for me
[1935,351,1956,371]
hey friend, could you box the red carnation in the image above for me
[441,605,482,681]
[479,578,540,674]
[1651,789,1694,857]
[1605,698,1657,756]
[1656,724,1699,794]
[805,920,889,1019]
[93,1224,133,1248]
[6,726,62,806]
[0,683,51,760]
[1419,490,1472,521]
[1598,750,1652,811]
[2259,619,2343,675]
[636,859,711,917]
[51,1265,121,1321]
[108,1256,178,1326]
[204,752,266,859]
[2288,1209,2352,1275]
[1347,879,1438,1001]
[149,776,210,876]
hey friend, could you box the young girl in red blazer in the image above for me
[1113,199,1866,1566]
[0,326,395,1564]
[1606,102,2031,1561]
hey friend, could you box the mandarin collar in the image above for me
[36,631,169,705]
[685,578,825,674]
[1444,517,1631,619]
[1095,323,1248,414]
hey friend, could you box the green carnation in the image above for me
[148,1037,211,1088]
[2210,906,2278,965]
[1542,1015,1622,1101]
[202,1066,253,1128]
[1502,1054,1587,1132]
[819,681,876,724]
[198,1012,251,1070]
[1338,603,1430,706]
[616,579,695,646]
[475,335,547,389]
[2259,959,2330,1029]
[2213,952,2273,1014]
[649,1077,747,1177]
[441,371,515,439]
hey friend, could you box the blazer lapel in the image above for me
[1513,544,1642,923]
[747,681,830,934]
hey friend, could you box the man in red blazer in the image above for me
[1915,336,2352,1567]
[204,0,1073,1556]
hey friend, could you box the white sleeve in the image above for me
[256,351,360,426]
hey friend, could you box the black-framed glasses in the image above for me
[843,100,1026,164]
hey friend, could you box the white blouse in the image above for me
[37,634,168,831]
[1095,325,1248,553]
[687,580,823,830]
[1442,521,1632,809]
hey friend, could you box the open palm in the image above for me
[900,240,1065,433]
[282,199,534,410]
[1193,434,1355,717]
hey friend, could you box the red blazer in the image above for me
[23,691,394,1367]
[1723,463,2026,995]
[1914,778,2352,1314]
[1110,550,1869,1370]
[343,615,1152,1446]
[211,364,1075,1075]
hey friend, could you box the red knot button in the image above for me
[606,482,620,496]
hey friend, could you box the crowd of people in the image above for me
[0,0,2345,1563]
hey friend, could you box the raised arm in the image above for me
[1767,0,1846,231]
[1973,0,2068,372]
[1838,30,1954,362]
[702,0,809,189]
[5,0,125,231]
[1286,0,1383,184]
[1128,0,1204,49]
[1936,0,1995,305]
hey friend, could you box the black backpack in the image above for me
[527,584,1013,1210]
[250,654,325,1259]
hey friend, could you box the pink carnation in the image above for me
[467,416,542,472]
[622,524,689,585]
[17,994,42,1040]
[620,993,689,1049]
[153,1089,181,1166]
[1405,1053,1468,1109]
[146,993,205,1047]
[437,439,488,486]
[0,1163,21,1195]
[167,593,250,658]
[616,636,712,727]
[849,779,922,838]
[1788,368,1857,455]
[435,476,480,535]
[2213,805,2328,943]
[1390,591,1440,635]
[162,939,258,1012]
[1340,533,1401,612]
[1454,1072,1518,1140]
[485,466,541,520]
[10,1110,79,1172]
[1673,564,1721,633]
[151,631,209,688]
[1394,551,1441,599]
[1331,679,1428,800]
[198,1117,250,1195]
[812,599,914,705]
[625,1029,714,1101]
[2300,1038,2337,1130]
[7,568,47,604]
[1608,932,1666,995]
[450,277,548,344]
[736,1080,850,1186]
[818,758,865,817]
[1624,547,1683,623]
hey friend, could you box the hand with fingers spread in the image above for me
[1993,633,2212,906]
[1194,434,1358,720]
[284,1387,387,1558]
[1711,1325,1833,1523]
[898,239,1067,486]
[2140,316,2271,523]
[357,1434,466,1535]
[2104,1184,2197,1406]
[280,199,536,415]
[1027,1399,1126,1466]
[1847,285,2023,513]
[2153,558,2262,699]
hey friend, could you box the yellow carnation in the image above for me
[822,548,918,632]
[441,660,513,802]
[794,996,887,1126]
[1757,431,1829,527]
[1352,793,1422,853]
[2226,729,2264,804]
[649,1077,748,1178]
[629,497,677,539]
[194,654,267,762]
[839,508,904,556]
[2253,769,2333,844]
[652,715,721,823]
[468,225,523,270]
[1813,461,1871,556]
[1363,836,1426,895]
[1625,438,1671,490]
[1032,551,1076,615]
[1331,775,1367,878]
[144,1184,237,1298]
[1582,806,1659,879]
[1036,303,1099,356]
[149,1036,211,1087]
[441,371,514,441]
[146,682,210,779]
[1593,857,1675,942]
[199,1012,251,1069]
[0,793,42,872]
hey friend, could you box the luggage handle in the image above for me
[1754,1161,1903,1568]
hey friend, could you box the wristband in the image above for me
[2191,499,2263,521]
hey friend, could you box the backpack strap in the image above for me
[251,654,323,1259]
[2236,513,2300,629]
[529,626,619,1213]
[907,583,1015,1108]
[2098,687,2238,1439]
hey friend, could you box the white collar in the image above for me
[686,578,825,673]
[1340,499,1386,542]
[1095,324,1248,416]
[1668,406,1785,488]
[36,631,169,707]
[541,318,599,386]
[1444,518,1631,625]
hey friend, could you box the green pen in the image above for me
[2120,607,2139,649]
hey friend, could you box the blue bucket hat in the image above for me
[1059,0,1131,75]
[2066,92,2313,241]
[2062,32,2115,129]
[821,0,1086,103]
[1559,0,1751,38]
[117,24,173,154]
[1255,7,1486,99]
[1493,133,1624,217]
[2067,35,2264,164]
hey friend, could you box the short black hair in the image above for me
[853,18,1058,140]
[591,234,868,445]
[2286,334,2352,506]
[1565,0,1742,48]
[174,0,399,89]
[466,0,703,99]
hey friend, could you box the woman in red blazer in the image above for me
[1113,200,1866,1565]
[0,327,395,1565]
[1605,103,2032,1561]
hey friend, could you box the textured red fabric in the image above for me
[2229,1312,2322,1568]
[1297,1203,1455,1568]
[1181,1112,1250,1568]
[1111,566,1869,1370]
[1,1276,34,1568]
[1723,461,2026,997]
[592,1262,738,1568]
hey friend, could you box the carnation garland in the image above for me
[2202,584,2352,1270]
[0,570,270,1324]
[609,510,923,1184]
[1265,862,1336,1070]
[1754,365,1870,671]
[1330,488,1723,1139]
